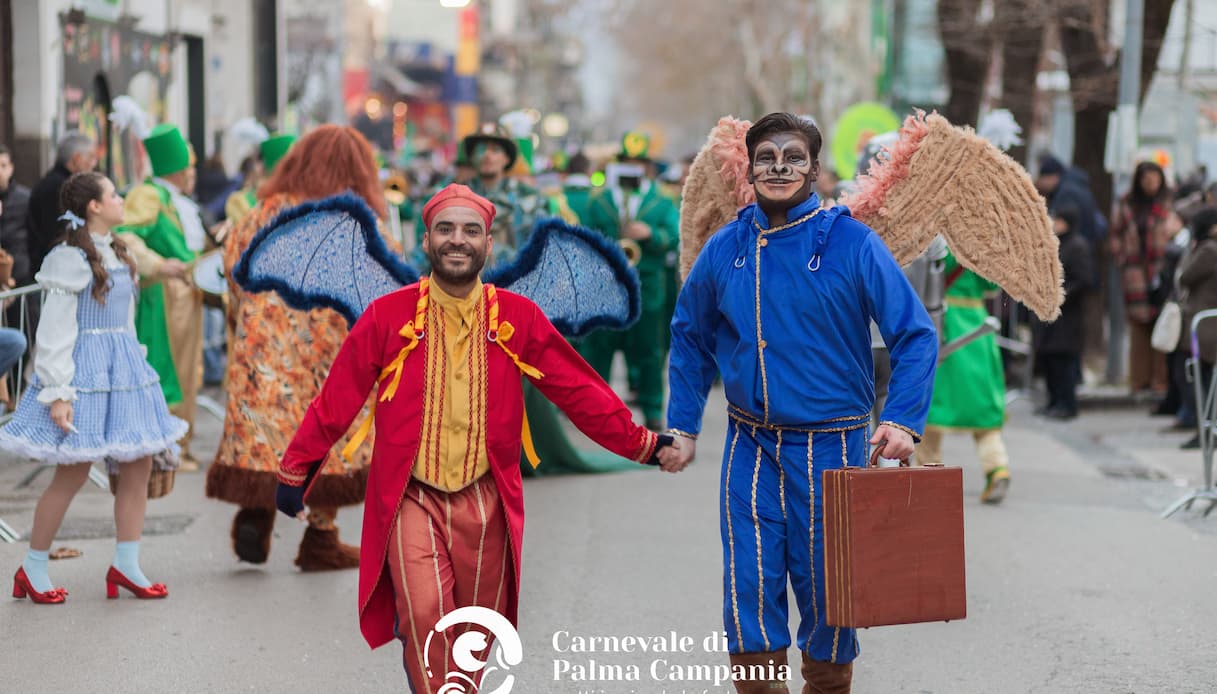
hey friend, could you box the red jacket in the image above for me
[279,282,658,648]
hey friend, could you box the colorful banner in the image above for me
[61,19,173,189]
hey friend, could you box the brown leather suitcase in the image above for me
[823,451,966,628]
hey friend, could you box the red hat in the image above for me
[421,183,496,231]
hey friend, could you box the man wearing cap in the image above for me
[117,123,209,470]
[275,183,672,691]
[462,125,545,259]
[579,132,680,430]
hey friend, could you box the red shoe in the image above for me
[11,567,68,604]
[105,566,168,600]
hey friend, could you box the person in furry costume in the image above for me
[205,126,389,571]
[661,111,1063,694]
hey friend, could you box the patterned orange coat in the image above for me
[204,193,373,508]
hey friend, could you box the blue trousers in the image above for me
[0,327,27,374]
[720,410,865,664]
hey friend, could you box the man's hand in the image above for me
[275,482,308,521]
[869,425,915,461]
[657,436,695,473]
[161,258,188,279]
[623,221,652,242]
[50,400,74,434]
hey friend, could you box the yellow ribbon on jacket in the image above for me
[341,279,430,461]
[486,285,545,467]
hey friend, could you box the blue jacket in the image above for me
[667,194,938,435]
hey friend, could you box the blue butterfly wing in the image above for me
[484,218,641,338]
[232,193,418,327]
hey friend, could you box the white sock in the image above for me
[113,541,151,588]
[22,549,53,593]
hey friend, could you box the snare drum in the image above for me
[191,251,226,308]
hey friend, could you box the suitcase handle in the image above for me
[868,448,944,468]
[868,448,910,468]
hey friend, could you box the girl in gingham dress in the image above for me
[3,172,186,604]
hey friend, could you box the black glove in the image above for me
[644,434,675,466]
[275,461,322,518]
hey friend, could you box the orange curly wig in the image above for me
[258,125,388,219]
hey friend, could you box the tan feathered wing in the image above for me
[679,112,1063,321]
[843,111,1063,321]
[678,117,754,280]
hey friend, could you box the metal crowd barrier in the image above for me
[1161,309,1217,518]
[994,291,1035,404]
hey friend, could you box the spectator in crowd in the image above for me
[1176,207,1217,450]
[1156,204,1195,423]
[27,132,96,275]
[0,145,32,286]
[195,152,232,218]
[1032,203,1095,420]
[1036,154,1104,245]
[1109,161,1182,396]
[0,145,32,374]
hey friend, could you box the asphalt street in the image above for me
[2,384,1216,693]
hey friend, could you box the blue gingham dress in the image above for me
[0,244,187,467]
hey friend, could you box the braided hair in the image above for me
[57,172,138,303]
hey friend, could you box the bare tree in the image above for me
[600,0,878,152]
[1060,0,1176,214]
[938,0,993,128]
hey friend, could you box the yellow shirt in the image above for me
[412,279,492,491]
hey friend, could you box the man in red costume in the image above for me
[275,183,672,691]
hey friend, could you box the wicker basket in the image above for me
[108,450,178,499]
[109,468,176,499]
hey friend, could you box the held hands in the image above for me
[50,400,74,434]
[869,425,915,461]
[656,435,695,474]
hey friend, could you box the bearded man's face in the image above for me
[424,206,493,285]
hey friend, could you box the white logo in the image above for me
[425,606,523,693]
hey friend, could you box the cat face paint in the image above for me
[748,132,819,211]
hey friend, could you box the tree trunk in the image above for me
[938,0,991,127]
[996,0,1045,166]
[1059,0,1176,215]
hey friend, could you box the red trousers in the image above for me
[388,476,511,694]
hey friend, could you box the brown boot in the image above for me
[295,526,360,572]
[730,650,791,693]
[801,652,852,694]
[231,507,275,564]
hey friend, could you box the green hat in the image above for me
[514,137,534,174]
[260,134,296,173]
[618,131,651,162]
[143,124,191,177]
[462,124,518,171]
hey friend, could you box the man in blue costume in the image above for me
[659,113,938,693]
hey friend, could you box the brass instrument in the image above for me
[384,173,409,207]
[619,189,642,266]
[619,238,642,266]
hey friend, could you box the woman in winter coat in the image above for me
[1109,161,1182,395]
